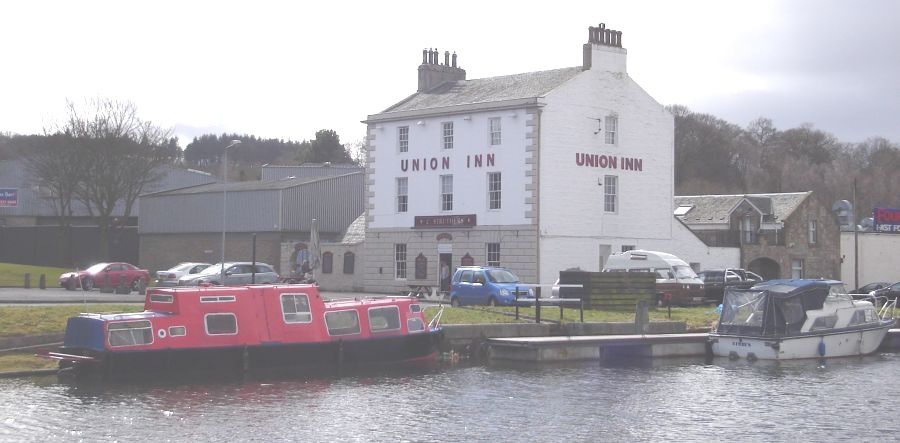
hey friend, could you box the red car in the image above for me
[59,262,150,293]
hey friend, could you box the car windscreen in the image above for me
[673,265,698,279]
[198,265,228,276]
[486,269,520,283]
[85,263,109,273]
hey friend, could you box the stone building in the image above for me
[674,191,840,279]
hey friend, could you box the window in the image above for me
[791,259,804,279]
[205,313,238,335]
[368,306,401,332]
[742,215,757,244]
[343,252,355,274]
[603,175,617,213]
[149,294,173,303]
[168,326,186,337]
[281,293,312,324]
[621,245,635,252]
[398,126,409,153]
[442,122,454,149]
[396,177,408,213]
[487,243,501,267]
[201,295,236,303]
[489,117,502,145]
[325,310,360,336]
[322,252,333,274]
[407,317,425,332]
[488,172,502,210]
[395,244,407,279]
[108,320,153,347]
[605,116,617,144]
[440,175,453,211]
[808,220,817,244]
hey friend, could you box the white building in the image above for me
[362,23,736,294]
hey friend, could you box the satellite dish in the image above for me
[831,199,852,216]
[860,217,874,231]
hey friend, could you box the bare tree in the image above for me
[61,98,179,259]
[19,133,88,265]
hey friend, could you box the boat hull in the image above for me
[59,329,443,380]
[710,322,893,360]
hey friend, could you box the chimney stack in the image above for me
[582,22,627,72]
[417,47,467,92]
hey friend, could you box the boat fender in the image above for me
[818,341,826,357]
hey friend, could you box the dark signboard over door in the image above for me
[414,214,476,228]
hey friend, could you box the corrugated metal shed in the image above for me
[139,172,364,234]
[261,164,364,181]
[0,160,217,218]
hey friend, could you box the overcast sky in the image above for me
[2,0,898,148]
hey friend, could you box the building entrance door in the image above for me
[439,252,452,294]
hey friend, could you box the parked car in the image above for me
[177,262,279,286]
[449,266,534,307]
[603,250,705,306]
[850,281,891,294]
[697,268,763,304]
[155,262,212,287]
[870,282,900,301]
[59,262,150,293]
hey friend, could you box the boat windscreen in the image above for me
[717,289,768,335]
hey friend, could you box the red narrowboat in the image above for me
[40,284,444,380]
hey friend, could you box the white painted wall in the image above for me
[840,231,900,289]
[368,111,531,229]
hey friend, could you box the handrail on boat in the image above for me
[878,297,897,322]
[427,304,444,330]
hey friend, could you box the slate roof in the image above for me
[378,67,584,115]
[673,192,811,224]
[144,172,363,196]
[339,213,366,244]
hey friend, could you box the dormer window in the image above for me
[674,205,693,217]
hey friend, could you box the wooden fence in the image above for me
[558,271,657,310]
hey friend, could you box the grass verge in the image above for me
[0,262,74,287]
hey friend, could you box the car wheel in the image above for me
[488,297,497,307]
[450,297,460,308]
[81,278,94,291]
[132,278,146,294]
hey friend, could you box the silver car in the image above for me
[155,262,212,287]
[177,262,279,286]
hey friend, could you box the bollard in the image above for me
[24,273,31,289]
[635,300,650,334]
[39,274,46,289]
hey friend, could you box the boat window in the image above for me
[777,297,806,333]
[205,313,238,335]
[408,317,425,332]
[150,294,174,303]
[281,293,312,324]
[719,291,766,328]
[848,309,877,326]
[368,306,401,332]
[325,310,360,336]
[168,326,186,337]
[201,296,236,303]
[108,320,153,347]
[810,315,837,331]
[410,304,422,313]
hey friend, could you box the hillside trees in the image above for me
[672,106,900,224]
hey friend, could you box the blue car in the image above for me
[449,266,534,307]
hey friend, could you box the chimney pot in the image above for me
[444,50,450,66]
[452,51,457,68]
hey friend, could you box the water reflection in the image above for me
[2,353,899,441]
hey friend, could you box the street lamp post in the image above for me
[221,140,242,284]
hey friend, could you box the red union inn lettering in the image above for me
[361,23,736,295]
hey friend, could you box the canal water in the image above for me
[2,352,899,442]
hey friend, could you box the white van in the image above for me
[603,250,707,306]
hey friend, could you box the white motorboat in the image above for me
[709,279,896,360]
